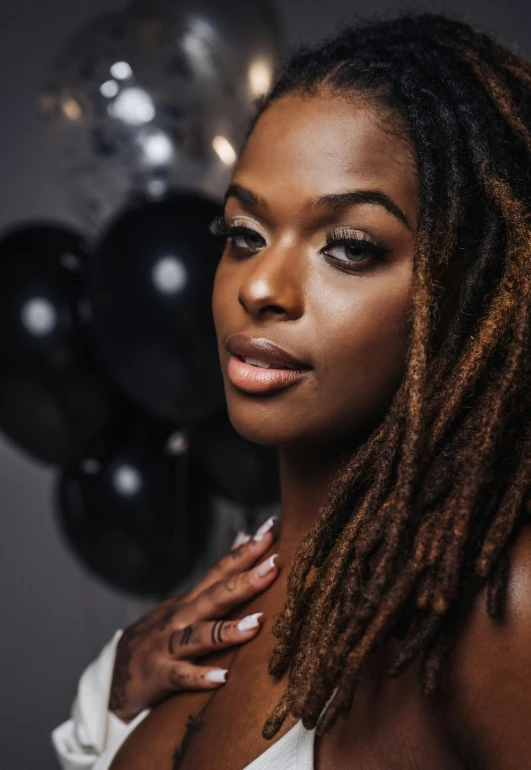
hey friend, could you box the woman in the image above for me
[53,11,531,770]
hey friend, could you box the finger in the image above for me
[168,613,263,658]
[192,554,280,621]
[186,516,278,601]
[165,660,229,691]
[230,531,251,550]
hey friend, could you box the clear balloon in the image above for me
[40,0,283,235]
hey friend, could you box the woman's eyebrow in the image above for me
[223,183,412,232]
[314,190,412,231]
[224,183,262,209]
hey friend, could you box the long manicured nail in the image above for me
[255,554,278,578]
[253,515,277,542]
[231,530,251,549]
[237,612,263,632]
[205,669,228,683]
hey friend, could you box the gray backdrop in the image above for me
[0,0,528,768]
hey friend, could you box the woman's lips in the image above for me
[225,333,312,370]
[227,354,312,394]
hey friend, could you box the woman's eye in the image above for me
[232,228,265,250]
[215,219,389,268]
[322,238,389,267]
[228,226,266,252]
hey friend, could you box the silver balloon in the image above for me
[40,0,283,235]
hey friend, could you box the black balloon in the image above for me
[188,407,280,508]
[56,418,214,596]
[90,192,225,422]
[0,223,124,466]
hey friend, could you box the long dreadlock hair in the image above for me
[238,11,531,740]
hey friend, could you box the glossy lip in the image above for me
[225,333,312,370]
[227,353,311,394]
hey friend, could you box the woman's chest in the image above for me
[109,624,465,770]
[109,602,299,770]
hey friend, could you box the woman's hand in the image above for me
[108,516,279,723]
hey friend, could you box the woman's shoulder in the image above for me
[448,522,531,769]
[452,521,531,667]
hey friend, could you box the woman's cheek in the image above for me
[333,291,412,413]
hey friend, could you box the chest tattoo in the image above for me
[171,702,209,770]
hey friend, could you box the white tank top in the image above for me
[242,720,314,769]
[92,713,315,770]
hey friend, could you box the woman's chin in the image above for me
[225,407,307,447]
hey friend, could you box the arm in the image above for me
[448,525,531,769]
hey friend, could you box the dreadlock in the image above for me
[240,10,531,739]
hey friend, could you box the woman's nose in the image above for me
[237,242,305,320]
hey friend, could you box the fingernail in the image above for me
[255,554,278,578]
[205,669,228,683]
[253,515,277,542]
[237,612,263,632]
[231,531,251,549]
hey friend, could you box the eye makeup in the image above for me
[208,214,391,271]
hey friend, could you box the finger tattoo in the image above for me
[180,625,193,646]
[229,546,245,560]
[211,620,225,645]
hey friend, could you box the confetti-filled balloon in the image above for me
[40,0,283,234]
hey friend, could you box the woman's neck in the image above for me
[276,433,366,556]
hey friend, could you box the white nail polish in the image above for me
[237,612,263,632]
[255,553,278,578]
[205,669,228,683]
[231,531,251,549]
[253,515,277,541]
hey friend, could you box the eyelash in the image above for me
[208,215,390,269]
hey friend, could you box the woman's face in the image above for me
[212,91,419,448]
